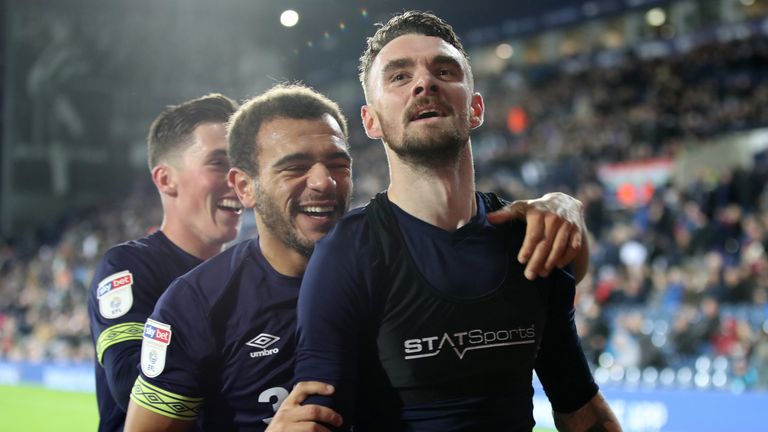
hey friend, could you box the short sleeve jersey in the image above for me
[130,238,300,430]
[88,230,202,432]
[295,192,598,431]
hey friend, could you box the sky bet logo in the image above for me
[144,321,171,345]
[97,271,133,297]
[403,325,536,360]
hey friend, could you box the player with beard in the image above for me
[293,11,622,432]
[88,94,242,432]
[124,86,594,431]
[124,85,348,431]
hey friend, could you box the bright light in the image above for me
[495,43,514,59]
[740,0,755,6]
[280,10,299,27]
[646,8,666,27]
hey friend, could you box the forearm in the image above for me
[553,392,622,432]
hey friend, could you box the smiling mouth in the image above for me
[300,205,336,218]
[218,199,243,215]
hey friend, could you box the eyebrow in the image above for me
[381,55,463,77]
[381,58,415,76]
[432,54,463,70]
[272,150,352,168]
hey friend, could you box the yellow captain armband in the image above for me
[130,375,203,421]
[96,322,144,365]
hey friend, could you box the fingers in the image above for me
[521,206,581,280]
[522,211,558,280]
[269,404,342,431]
[266,382,342,432]
[517,206,542,270]
[543,222,571,272]
[488,194,585,280]
[284,381,335,406]
[486,201,527,225]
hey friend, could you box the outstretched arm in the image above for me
[487,192,589,283]
[553,392,622,432]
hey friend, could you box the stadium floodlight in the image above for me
[280,10,299,28]
[645,8,666,27]
[495,43,514,60]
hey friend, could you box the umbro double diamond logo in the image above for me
[247,333,281,358]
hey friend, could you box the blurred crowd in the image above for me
[1,31,768,393]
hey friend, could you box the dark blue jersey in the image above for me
[295,192,598,431]
[130,238,300,430]
[88,230,202,432]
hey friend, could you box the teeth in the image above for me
[414,108,440,120]
[218,199,243,210]
[302,206,334,213]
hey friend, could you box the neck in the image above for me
[255,218,309,278]
[159,217,223,261]
[386,143,476,231]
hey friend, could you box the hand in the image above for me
[266,381,343,432]
[487,192,586,281]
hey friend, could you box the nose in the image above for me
[306,163,336,192]
[412,68,439,97]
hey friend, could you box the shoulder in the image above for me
[313,206,371,253]
[302,206,379,301]
[95,233,170,273]
[162,239,258,308]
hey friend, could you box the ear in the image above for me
[361,105,383,139]
[151,164,178,197]
[229,168,257,208]
[469,92,484,130]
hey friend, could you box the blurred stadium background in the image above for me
[2,0,768,430]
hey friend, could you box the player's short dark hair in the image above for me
[227,83,349,177]
[147,93,238,170]
[358,10,471,97]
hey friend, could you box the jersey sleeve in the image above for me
[534,269,599,413]
[294,220,378,428]
[129,278,216,421]
[88,246,157,410]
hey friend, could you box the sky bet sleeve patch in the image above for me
[141,319,172,378]
[97,270,134,319]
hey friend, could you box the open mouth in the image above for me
[300,205,336,218]
[411,107,445,121]
[217,198,244,215]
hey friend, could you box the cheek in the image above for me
[337,176,353,195]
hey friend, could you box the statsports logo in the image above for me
[403,325,536,360]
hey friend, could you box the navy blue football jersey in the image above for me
[88,230,202,432]
[130,238,300,430]
[295,192,598,431]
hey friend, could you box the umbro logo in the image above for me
[247,333,280,349]
[247,333,281,358]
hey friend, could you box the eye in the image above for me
[283,165,310,173]
[329,163,351,173]
[391,72,407,82]
[209,158,230,169]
